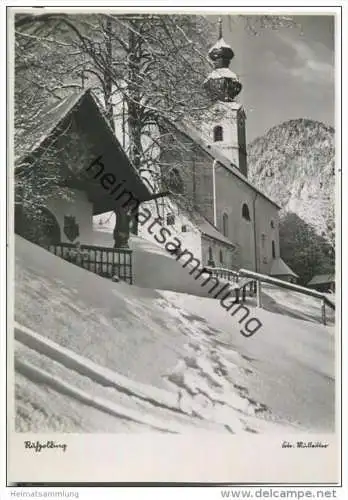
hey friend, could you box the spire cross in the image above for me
[218,17,223,39]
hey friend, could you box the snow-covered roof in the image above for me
[194,214,236,248]
[307,274,335,286]
[172,197,236,248]
[208,37,232,54]
[204,67,239,81]
[15,88,154,208]
[270,258,298,278]
[15,90,87,165]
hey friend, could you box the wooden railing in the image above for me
[47,243,133,284]
[239,268,335,326]
[203,266,335,325]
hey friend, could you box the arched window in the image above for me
[213,125,223,142]
[222,213,228,237]
[242,203,251,221]
[208,246,215,267]
[15,205,61,246]
[272,240,276,259]
[219,249,224,265]
[167,168,184,194]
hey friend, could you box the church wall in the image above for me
[214,165,280,273]
[45,188,94,245]
[254,195,280,274]
[137,198,203,261]
[214,166,255,270]
[190,144,216,223]
[159,124,215,223]
[201,237,234,269]
[160,121,280,274]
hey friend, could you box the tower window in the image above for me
[272,240,276,259]
[242,203,251,221]
[213,125,223,142]
[222,213,228,237]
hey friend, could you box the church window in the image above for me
[213,125,223,142]
[167,168,184,194]
[166,214,175,226]
[261,234,266,248]
[242,203,251,221]
[208,246,215,266]
[272,240,276,259]
[222,213,228,237]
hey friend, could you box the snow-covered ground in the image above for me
[259,283,335,326]
[92,221,335,326]
[14,235,335,433]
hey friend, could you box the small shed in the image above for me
[307,274,335,293]
[270,258,299,284]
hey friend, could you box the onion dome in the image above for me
[208,36,235,68]
[204,18,242,102]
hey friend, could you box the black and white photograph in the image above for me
[7,5,341,485]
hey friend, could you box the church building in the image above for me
[138,20,296,280]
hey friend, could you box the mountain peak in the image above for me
[248,118,335,242]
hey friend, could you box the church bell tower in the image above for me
[203,19,247,177]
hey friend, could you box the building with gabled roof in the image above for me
[270,258,299,283]
[15,88,156,246]
[307,274,335,293]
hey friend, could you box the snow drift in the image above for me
[14,236,335,432]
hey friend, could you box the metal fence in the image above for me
[204,266,335,325]
[204,266,240,284]
[204,266,255,302]
[47,242,133,284]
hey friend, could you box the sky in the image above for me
[216,15,335,142]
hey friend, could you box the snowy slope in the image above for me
[92,223,237,297]
[93,222,334,327]
[15,236,335,432]
[160,291,335,431]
